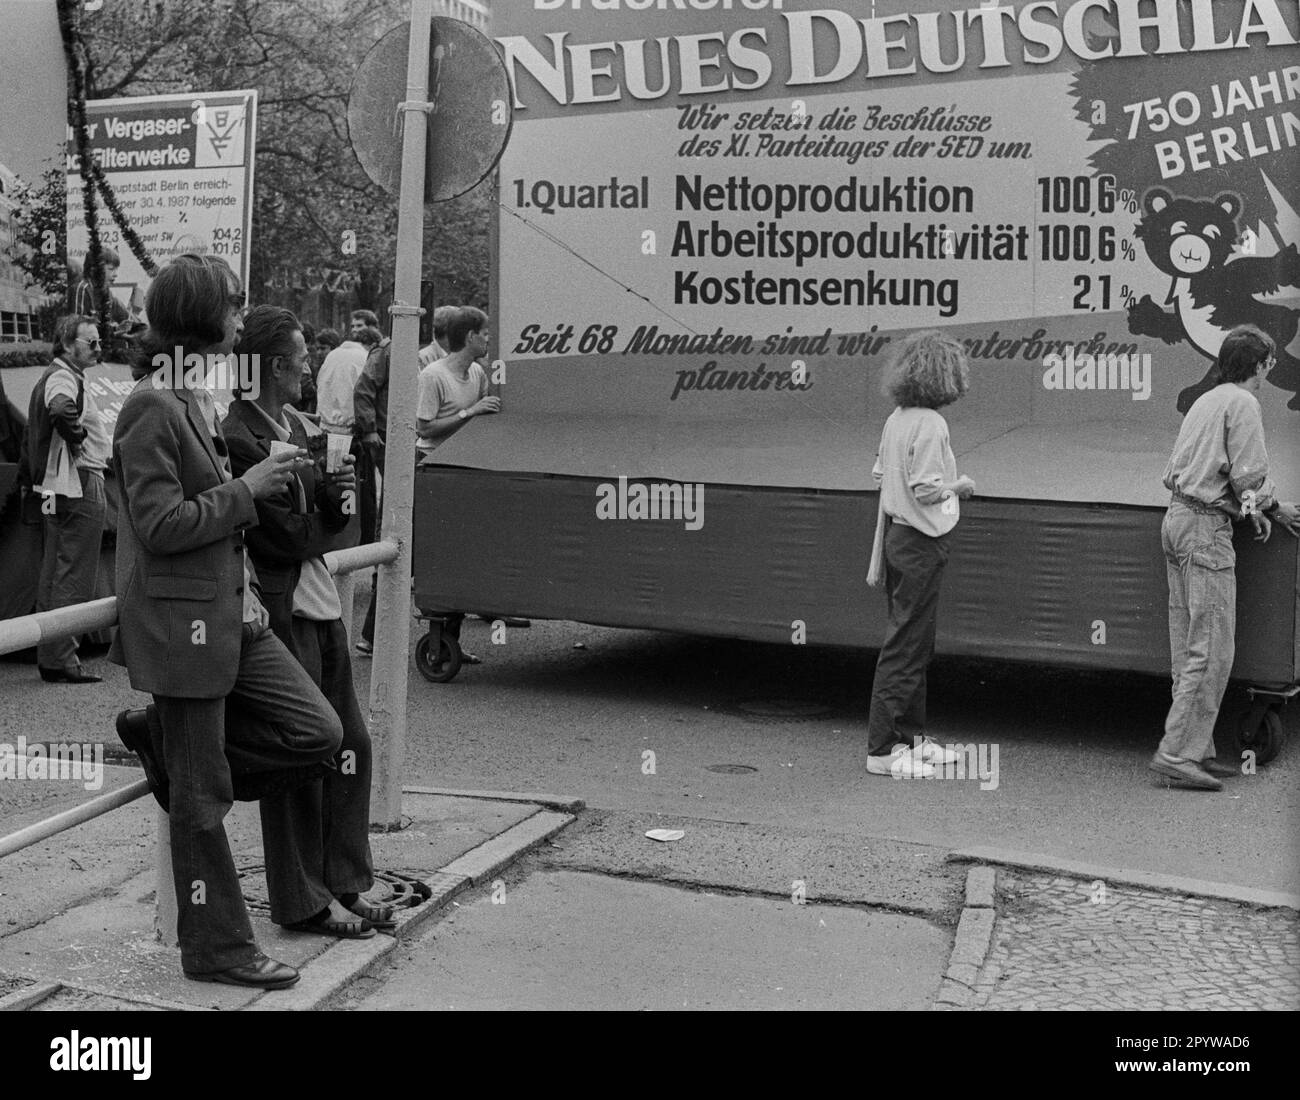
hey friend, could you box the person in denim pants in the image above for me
[1152,325,1300,790]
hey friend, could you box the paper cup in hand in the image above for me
[269,441,298,460]
[326,433,350,473]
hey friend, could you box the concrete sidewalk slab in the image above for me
[535,810,961,915]
[0,789,577,1010]
[346,869,949,1011]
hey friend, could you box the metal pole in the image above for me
[154,810,177,945]
[0,778,150,860]
[368,0,433,829]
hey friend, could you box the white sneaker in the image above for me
[867,744,936,778]
[910,736,960,766]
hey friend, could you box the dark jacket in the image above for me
[26,357,87,484]
[109,381,258,698]
[0,371,24,525]
[352,338,391,445]
[221,399,350,644]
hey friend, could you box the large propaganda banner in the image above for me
[67,91,257,310]
[490,0,1299,500]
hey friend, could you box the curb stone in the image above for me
[402,787,585,814]
[933,865,998,1010]
[0,981,60,1011]
[948,846,1300,911]
[246,871,470,1012]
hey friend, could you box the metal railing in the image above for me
[0,538,399,860]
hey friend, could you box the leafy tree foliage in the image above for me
[9,163,69,300]
[59,0,491,321]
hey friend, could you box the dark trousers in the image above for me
[866,522,951,755]
[260,616,375,925]
[357,440,380,546]
[36,467,106,670]
[360,444,382,646]
[153,622,343,974]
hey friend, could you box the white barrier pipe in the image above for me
[0,597,118,659]
[324,538,399,576]
[0,541,400,866]
[0,547,393,662]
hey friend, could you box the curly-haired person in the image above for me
[865,330,976,778]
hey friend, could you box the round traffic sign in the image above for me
[348,17,513,203]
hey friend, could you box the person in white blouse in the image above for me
[865,330,976,778]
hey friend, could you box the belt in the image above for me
[1171,491,1223,516]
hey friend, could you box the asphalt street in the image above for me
[398,613,1299,893]
[6,600,1293,894]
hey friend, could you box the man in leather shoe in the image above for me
[115,707,169,812]
[186,951,298,990]
[110,255,344,988]
[1150,325,1300,792]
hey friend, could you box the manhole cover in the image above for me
[705,763,758,774]
[733,699,832,720]
[237,864,431,914]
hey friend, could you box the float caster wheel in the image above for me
[1238,705,1285,766]
[415,631,462,683]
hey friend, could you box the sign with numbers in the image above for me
[491,1,1300,434]
[67,90,258,301]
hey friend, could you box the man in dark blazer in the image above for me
[222,305,389,937]
[110,253,344,989]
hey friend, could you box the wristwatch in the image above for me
[457,409,469,420]
[1263,499,1280,517]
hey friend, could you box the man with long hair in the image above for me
[1151,324,1300,790]
[110,253,344,988]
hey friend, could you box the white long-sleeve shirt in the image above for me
[315,341,369,435]
[872,406,959,538]
[1162,383,1275,514]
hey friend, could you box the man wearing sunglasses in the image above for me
[26,314,110,683]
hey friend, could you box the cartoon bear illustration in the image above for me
[1127,188,1300,412]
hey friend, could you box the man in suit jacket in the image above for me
[222,305,389,937]
[110,253,344,990]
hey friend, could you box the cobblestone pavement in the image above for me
[972,872,1300,1010]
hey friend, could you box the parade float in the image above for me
[393,4,1296,753]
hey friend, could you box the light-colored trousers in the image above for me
[1158,502,1235,763]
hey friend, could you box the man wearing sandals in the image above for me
[223,305,398,936]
